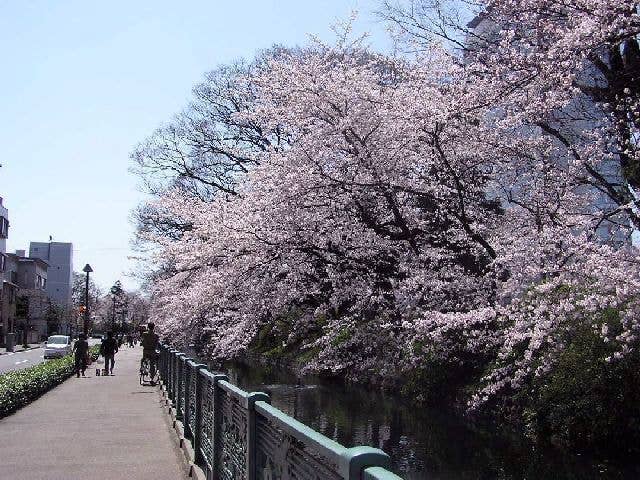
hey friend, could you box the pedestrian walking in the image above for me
[100,331,119,375]
[72,334,89,378]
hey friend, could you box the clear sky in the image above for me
[0,0,388,291]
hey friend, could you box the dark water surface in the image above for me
[191,355,638,480]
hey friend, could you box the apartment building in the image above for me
[29,241,73,311]
[9,252,49,342]
[0,197,10,346]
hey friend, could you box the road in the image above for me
[0,339,101,375]
[0,346,46,374]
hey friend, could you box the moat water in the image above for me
[190,354,638,479]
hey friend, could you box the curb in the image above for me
[159,383,207,480]
[0,345,42,356]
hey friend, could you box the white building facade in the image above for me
[0,197,9,346]
[29,242,73,311]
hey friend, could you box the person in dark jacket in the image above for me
[72,334,89,378]
[100,331,119,376]
[141,323,160,384]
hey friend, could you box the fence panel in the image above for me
[198,370,215,474]
[216,381,249,480]
[255,401,343,480]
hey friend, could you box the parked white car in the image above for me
[44,335,72,359]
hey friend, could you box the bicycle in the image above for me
[139,356,159,385]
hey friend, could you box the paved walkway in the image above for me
[0,346,189,480]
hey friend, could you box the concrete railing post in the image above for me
[161,346,168,385]
[245,392,270,480]
[158,346,165,384]
[211,374,228,477]
[191,364,207,468]
[175,353,186,420]
[163,347,169,393]
[183,359,191,438]
[182,357,193,433]
[341,447,391,480]
[169,350,178,404]
[172,351,179,404]
[165,348,172,399]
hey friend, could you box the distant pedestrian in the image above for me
[100,331,119,375]
[127,334,134,348]
[72,334,89,378]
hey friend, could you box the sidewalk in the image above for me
[0,342,42,355]
[0,346,189,480]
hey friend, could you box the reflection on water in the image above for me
[193,356,638,479]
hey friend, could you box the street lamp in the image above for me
[82,264,93,335]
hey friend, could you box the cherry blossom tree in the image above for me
[382,0,640,233]
[381,0,640,444]
[134,2,640,450]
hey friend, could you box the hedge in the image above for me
[0,346,99,418]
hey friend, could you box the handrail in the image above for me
[255,400,346,458]
[158,344,403,480]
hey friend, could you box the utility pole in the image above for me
[109,280,123,333]
[112,296,116,331]
[82,264,93,335]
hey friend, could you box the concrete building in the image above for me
[10,252,49,342]
[0,197,10,346]
[29,242,73,311]
[1,253,18,346]
[466,15,629,245]
[0,197,7,261]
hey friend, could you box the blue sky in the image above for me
[0,0,388,291]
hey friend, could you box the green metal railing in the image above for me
[159,345,405,480]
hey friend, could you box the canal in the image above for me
[190,353,638,479]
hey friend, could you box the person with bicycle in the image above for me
[141,322,160,385]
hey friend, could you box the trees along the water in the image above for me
[133,2,640,451]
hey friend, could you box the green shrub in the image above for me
[523,316,640,455]
[401,356,483,405]
[0,346,100,418]
[331,327,352,347]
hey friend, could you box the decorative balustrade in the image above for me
[159,345,404,480]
